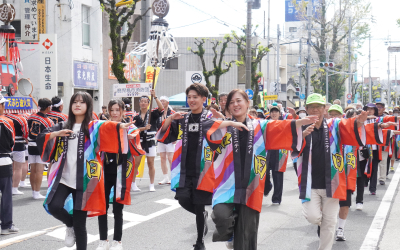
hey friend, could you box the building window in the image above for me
[10,20,21,38]
[289,27,297,32]
[82,5,90,47]
[165,57,178,69]
[121,22,128,36]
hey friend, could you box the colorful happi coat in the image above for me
[375,116,398,159]
[343,145,358,192]
[295,118,366,202]
[37,120,132,217]
[156,108,218,193]
[207,118,302,212]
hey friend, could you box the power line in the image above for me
[169,18,214,30]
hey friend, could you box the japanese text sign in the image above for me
[40,34,57,97]
[73,61,98,89]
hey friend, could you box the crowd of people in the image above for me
[0,85,399,250]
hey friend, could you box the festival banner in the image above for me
[112,83,152,98]
[4,96,33,109]
[145,66,160,86]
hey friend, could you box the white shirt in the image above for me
[60,123,81,189]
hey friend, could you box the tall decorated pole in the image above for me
[130,0,178,123]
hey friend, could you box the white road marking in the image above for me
[360,166,400,250]
[0,225,63,248]
[55,198,180,250]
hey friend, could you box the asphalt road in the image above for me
[1,158,399,250]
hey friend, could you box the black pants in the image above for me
[271,169,284,204]
[47,184,88,250]
[175,177,211,244]
[293,162,298,176]
[263,170,272,196]
[98,173,124,241]
[387,154,391,176]
[212,203,260,250]
[0,175,13,230]
[368,150,380,193]
[356,160,368,204]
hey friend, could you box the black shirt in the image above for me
[311,125,326,189]
[238,121,248,171]
[185,113,201,177]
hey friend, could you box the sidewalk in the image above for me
[378,166,400,250]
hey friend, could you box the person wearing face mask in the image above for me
[297,107,307,119]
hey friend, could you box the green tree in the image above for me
[397,19,400,27]
[294,0,371,100]
[231,28,270,106]
[99,0,150,83]
[188,36,237,101]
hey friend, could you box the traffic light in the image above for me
[319,62,335,68]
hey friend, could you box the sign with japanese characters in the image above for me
[21,0,38,41]
[40,34,57,97]
[113,83,152,98]
[73,61,98,89]
[37,0,46,35]
[4,97,33,110]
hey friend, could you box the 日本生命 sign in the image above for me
[40,34,57,97]
[73,61,98,89]
[113,83,152,98]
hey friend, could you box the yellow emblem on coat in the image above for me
[216,133,232,154]
[204,146,213,162]
[254,155,267,179]
[86,160,102,180]
[126,160,133,178]
[281,149,288,155]
[177,124,183,140]
[346,152,356,170]
[54,140,64,162]
[332,153,344,173]
[397,140,400,149]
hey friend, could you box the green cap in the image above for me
[306,93,325,105]
[328,104,343,114]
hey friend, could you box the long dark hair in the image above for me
[65,92,93,138]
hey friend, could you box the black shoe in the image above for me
[203,211,208,237]
[317,226,320,238]
[193,241,205,250]
[379,180,385,185]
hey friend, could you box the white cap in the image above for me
[0,94,9,104]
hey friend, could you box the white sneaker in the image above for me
[149,185,156,192]
[356,203,363,211]
[158,177,170,185]
[131,184,141,192]
[64,227,75,247]
[335,228,346,241]
[110,240,123,250]
[1,224,19,235]
[96,240,110,250]
[225,235,234,249]
[12,188,24,195]
[33,192,46,199]
[19,181,30,188]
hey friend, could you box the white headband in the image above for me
[160,96,169,102]
[53,99,63,107]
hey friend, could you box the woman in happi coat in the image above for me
[96,99,144,250]
[37,92,135,250]
[206,89,318,250]
[157,83,248,250]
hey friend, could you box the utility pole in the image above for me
[266,0,270,101]
[263,11,265,39]
[326,49,329,103]
[394,55,397,106]
[306,1,313,99]
[277,24,280,93]
[388,51,391,107]
[299,38,302,105]
[245,0,253,90]
[369,34,372,103]
[348,17,352,105]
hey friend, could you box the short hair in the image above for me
[102,106,107,109]
[185,83,209,98]
[38,98,52,111]
[218,93,228,101]
[226,89,249,113]
[333,99,341,105]
[51,96,61,105]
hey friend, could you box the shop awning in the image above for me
[168,92,187,106]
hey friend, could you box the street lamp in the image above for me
[359,60,379,105]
